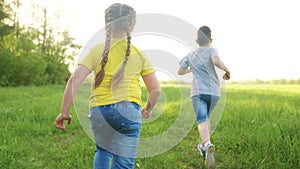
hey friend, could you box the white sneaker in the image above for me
[205,143,216,169]
[197,144,206,159]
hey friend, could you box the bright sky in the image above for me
[13,0,300,81]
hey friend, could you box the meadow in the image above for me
[0,84,299,169]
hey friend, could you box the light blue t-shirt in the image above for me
[179,47,220,97]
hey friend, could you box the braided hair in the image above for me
[94,3,136,88]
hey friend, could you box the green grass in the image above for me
[0,84,299,168]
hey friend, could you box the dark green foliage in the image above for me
[0,0,13,38]
[0,0,79,86]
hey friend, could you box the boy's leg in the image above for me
[198,95,219,147]
[192,95,211,146]
[198,120,211,146]
[193,95,216,168]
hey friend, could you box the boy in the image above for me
[178,26,230,168]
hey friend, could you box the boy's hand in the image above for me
[223,72,230,80]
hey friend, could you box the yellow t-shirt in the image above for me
[80,38,155,108]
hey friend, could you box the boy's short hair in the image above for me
[197,26,211,46]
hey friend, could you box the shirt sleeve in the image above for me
[211,48,219,58]
[80,44,103,71]
[140,52,156,76]
[179,54,190,69]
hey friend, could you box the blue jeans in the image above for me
[191,94,219,124]
[89,102,142,169]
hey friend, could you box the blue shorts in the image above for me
[191,94,219,124]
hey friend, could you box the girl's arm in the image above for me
[141,72,161,119]
[54,64,91,130]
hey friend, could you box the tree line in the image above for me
[0,0,81,86]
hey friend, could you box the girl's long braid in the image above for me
[111,30,131,88]
[94,3,135,88]
[94,24,111,88]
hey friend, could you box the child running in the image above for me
[54,3,160,169]
[178,26,230,169]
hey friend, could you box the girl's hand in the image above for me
[142,107,152,119]
[54,113,72,130]
[223,72,230,80]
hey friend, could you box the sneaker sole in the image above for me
[205,145,216,169]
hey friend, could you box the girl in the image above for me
[178,26,230,169]
[54,3,160,169]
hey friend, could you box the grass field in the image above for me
[0,84,299,169]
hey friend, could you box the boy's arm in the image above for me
[212,56,230,80]
[178,67,191,75]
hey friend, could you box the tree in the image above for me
[0,0,13,39]
[0,0,80,86]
